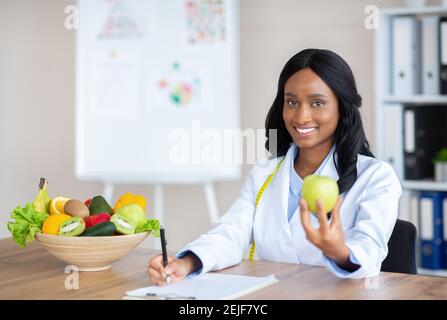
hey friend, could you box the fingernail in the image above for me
[165,266,172,274]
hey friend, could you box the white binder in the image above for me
[391,16,420,95]
[403,108,415,154]
[383,104,403,179]
[420,197,434,242]
[422,16,440,95]
[398,191,412,222]
[397,191,419,225]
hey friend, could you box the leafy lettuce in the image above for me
[136,218,160,237]
[7,203,48,247]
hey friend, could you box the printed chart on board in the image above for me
[77,0,240,183]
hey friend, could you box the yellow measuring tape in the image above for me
[249,158,285,261]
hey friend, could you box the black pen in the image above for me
[160,228,170,284]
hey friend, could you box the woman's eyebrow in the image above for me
[284,92,328,98]
[307,93,328,98]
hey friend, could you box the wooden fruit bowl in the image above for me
[35,232,149,272]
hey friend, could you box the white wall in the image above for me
[0,0,406,250]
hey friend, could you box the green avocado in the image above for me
[88,196,113,215]
[81,222,116,237]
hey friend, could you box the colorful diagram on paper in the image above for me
[185,0,226,44]
[155,63,201,108]
[97,0,147,40]
[170,82,193,105]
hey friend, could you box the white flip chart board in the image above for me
[76,0,240,184]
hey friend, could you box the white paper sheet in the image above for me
[124,273,278,300]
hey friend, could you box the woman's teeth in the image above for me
[295,127,317,134]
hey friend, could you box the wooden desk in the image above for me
[0,238,446,299]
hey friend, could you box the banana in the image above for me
[32,178,52,214]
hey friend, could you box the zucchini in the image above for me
[81,221,116,237]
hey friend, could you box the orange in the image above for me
[42,213,71,235]
[50,196,70,215]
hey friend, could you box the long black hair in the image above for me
[265,48,374,194]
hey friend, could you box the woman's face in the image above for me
[282,68,339,151]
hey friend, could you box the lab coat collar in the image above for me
[275,143,340,185]
[315,145,339,182]
[289,144,338,183]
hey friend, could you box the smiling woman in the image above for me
[266,49,374,192]
[147,49,402,283]
[263,50,383,272]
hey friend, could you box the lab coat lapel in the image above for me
[268,144,295,237]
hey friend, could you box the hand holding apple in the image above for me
[299,196,354,269]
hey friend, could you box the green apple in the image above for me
[115,204,146,225]
[301,175,339,214]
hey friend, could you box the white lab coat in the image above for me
[179,144,403,278]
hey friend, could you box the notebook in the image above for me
[123,273,278,300]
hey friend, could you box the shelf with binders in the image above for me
[375,5,447,172]
[376,5,447,277]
